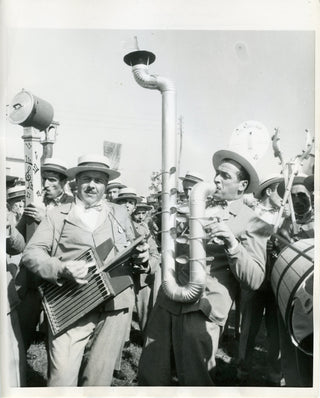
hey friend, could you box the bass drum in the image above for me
[271,238,314,356]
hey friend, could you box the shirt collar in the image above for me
[44,191,65,206]
[75,196,106,211]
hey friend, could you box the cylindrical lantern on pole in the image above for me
[8,89,54,131]
[8,89,55,240]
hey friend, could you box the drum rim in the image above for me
[287,275,314,358]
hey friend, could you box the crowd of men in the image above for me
[6,148,315,388]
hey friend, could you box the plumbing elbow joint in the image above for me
[132,64,175,93]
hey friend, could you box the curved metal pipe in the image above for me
[125,52,215,303]
[162,182,216,302]
[129,62,177,301]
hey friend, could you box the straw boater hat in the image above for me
[254,174,284,200]
[41,157,69,178]
[7,185,25,201]
[106,178,126,191]
[135,197,152,211]
[212,149,259,194]
[67,154,120,180]
[114,187,142,204]
[179,171,204,184]
[277,174,308,198]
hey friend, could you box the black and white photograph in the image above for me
[1,1,319,397]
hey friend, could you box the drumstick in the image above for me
[273,233,313,262]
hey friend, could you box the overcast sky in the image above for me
[5,29,315,195]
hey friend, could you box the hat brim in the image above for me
[178,176,203,184]
[212,150,259,194]
[6,175,18,182]
[135,204,152,211]
[107,183,126,190]
[67,166,120,181]
[114,195,142,204]
[254,176,284,199]
[277,176,308,198]
[7,192,25,201]
[42,165,68,178]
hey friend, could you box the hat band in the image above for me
[43,164,67,171]
[118,194,137,199]
[78,161,110,169]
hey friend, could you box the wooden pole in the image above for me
[22,127,43,241]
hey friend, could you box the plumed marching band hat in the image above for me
[67,154,120,181]
[106,178,126,191]
[7,185,25,201]
[114,187,142,204]
[212,149,259,194]
[41,157,69,178]
[179,171,204,184]
[254,174,284,200]
[277,174,309,198]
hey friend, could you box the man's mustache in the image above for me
[84,187,97,194]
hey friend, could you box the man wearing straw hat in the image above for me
[6,184,27,386]
[237,174,284,386]
[179,170,204,200]
[22,157,73,224]
[106,178,126,203]
[16,158,74,352]
[132,198,161,334]
[7,185,26,223]
[115,187,141,215]
[22,154,150,386]
[114,189,160,375]
[139,149,271,386]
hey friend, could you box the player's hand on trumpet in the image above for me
[61,260,89,285]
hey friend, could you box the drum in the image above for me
[271,238,314,355]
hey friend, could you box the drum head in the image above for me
[289,271,313,356]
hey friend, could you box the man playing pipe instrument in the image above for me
[22,154,151,386]
[138,149,271,386]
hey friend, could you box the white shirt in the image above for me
[71,197,108,232]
